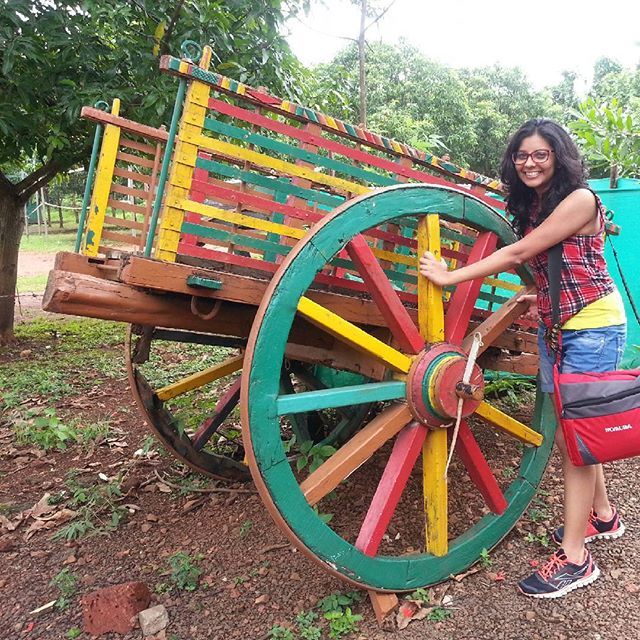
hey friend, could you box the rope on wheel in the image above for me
[444,331,483,478]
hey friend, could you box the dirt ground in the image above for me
[2,255,640,640]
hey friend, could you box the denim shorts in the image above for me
[537,324,627,393]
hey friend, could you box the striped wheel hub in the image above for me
[406,343,484,427]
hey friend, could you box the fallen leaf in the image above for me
[24,509,77,540]
[30,494,55,519]
[451,566,481,582]
[157,483,172,493]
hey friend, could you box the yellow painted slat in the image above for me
[83,99,122,257]
[483,277,522,292]
[190,135,371,196]
[475,401,544,446]
[157,50,213,261]
[171,197,305,240]
[418,214,448,557]
[296,297,413,374]
[156,354,244,401]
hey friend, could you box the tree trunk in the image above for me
[0,189,24,344]
[358,0,367,127]
[609,163,619,189]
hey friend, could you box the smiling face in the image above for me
[514,133,556,195]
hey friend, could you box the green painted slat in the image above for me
[276,381,406,416]
[203,117,397,188]
[265,190,288,262]
[195,156,344,209]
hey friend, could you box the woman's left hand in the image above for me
[419,251,451,286]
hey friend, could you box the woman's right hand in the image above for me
[517,293,538,321]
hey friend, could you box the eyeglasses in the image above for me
[512,149,554,165]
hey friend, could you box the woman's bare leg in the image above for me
[592,465,613,519]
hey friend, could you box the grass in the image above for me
[20,229,77,253]
[16,273,49,294]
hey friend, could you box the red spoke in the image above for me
[346,234,424,354]
[355,422,427,556]
[455,420,507,514]
[444,232,498,345]
[192,377,242,450]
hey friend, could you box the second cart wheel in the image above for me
[125,327,372,480]
[242,183,556,591]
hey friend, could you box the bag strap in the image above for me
[606,233,640,327]
[546,242,563,362]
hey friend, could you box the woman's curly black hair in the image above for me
[500,118,589,237]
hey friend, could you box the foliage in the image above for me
[525,531,550,548]
[53,471,126,540]
[569,97,640,180]
[318,591,363,639]
[268,627,295,640]
[50,568,77,611]
[295,611,321,640]
[13,408,78,451]
[479,548,492,568]
[484,375,536,410]
[295,439,337,473]
[317,590,362,613]
[239,519,253,538]
[66,629,82,640]
[168,551,203,591]
[427,606,453,622]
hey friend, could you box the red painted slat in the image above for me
[206,97,506,213]
[355,422,427,556]
[176,241,421,304]
[455,420,507,514]
[347,235,424,354]
[444,232,499,345]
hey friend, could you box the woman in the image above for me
[419,118,626,598]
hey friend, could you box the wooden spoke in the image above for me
[191,377,242,450]
[296,297,413,373]
[300,403,412,506]
[156,353,244,401]
[461,285,535,356]
[356,422,427,556]
[346,234,424,354]
[276,381,405,416]
[444,232,498,344]
[454,420,507,514]
[418,214,448,556]
[475,401,544,446]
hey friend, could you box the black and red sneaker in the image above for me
[551,508,625,545]
[518,548,600,599]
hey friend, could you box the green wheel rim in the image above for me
[243,184,556,591]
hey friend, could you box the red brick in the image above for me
[82,581,151,636]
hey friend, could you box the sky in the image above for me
[286,0,640,92]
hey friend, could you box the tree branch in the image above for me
[160,0,186,56]
[15,154,82,204]
[0,170,18,199]
[364,0,398,32]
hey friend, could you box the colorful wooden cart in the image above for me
[44,42,555,599]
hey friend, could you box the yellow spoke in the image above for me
[423,428,448,555]
[296,297,413,374]
[475,401,543,446]
[156,354,244,401]
[418,214,448,556]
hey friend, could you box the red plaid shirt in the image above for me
[528,193,614,328]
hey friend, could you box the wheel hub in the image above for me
[406,343,484,427]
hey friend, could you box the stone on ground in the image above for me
[139,604,170,636]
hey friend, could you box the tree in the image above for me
[569,97,640,185]
[303,41,475,162]
[0,0,307,342]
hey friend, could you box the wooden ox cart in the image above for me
[44,41,554,603]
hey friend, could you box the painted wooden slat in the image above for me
[116,151,156,170]
[187,135,371,196]
[355,422,427,555]
[346,235,424,354]
[444,232,498,345]
[156,354,244,401]
[83,99,122,256]
[296,297,413,374]
[206,96,506,211]
[300,403,413,506]
[276,381,406,416]
[203,116,397,188]
[417,214,448,557]
[455,420,507,514]
[475,401,543,446]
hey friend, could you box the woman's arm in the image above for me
[419,188,597,287]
